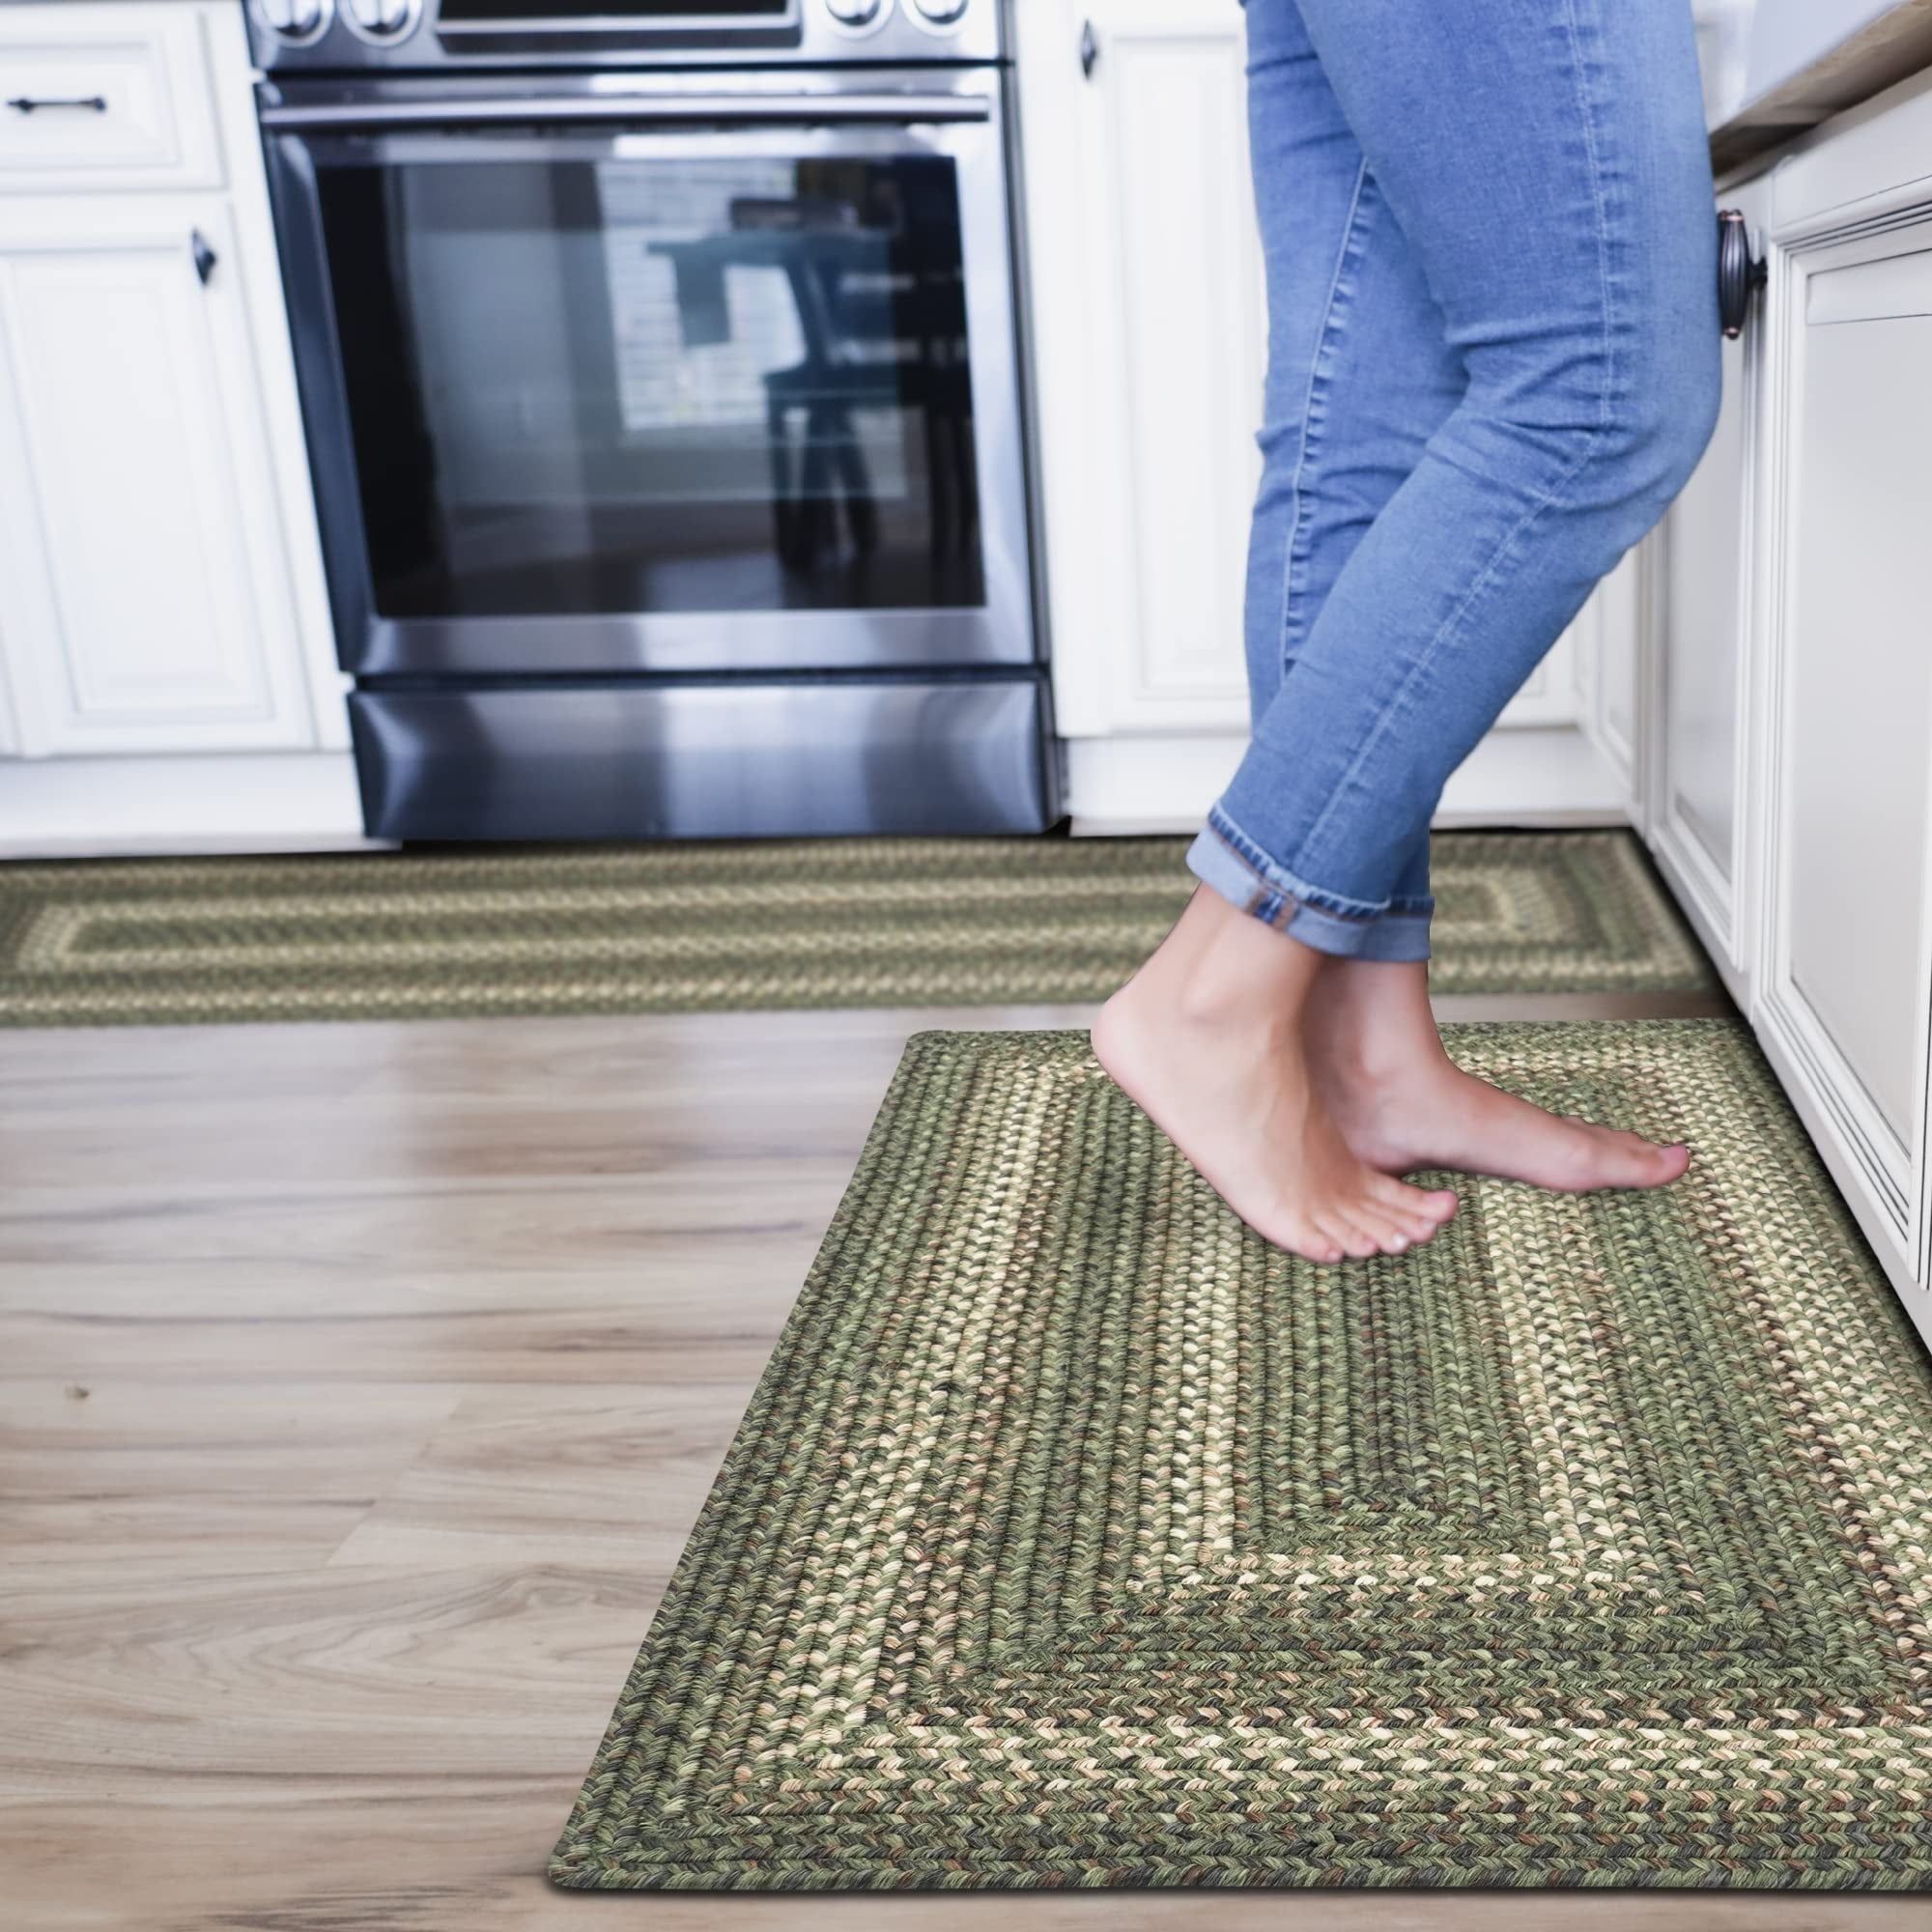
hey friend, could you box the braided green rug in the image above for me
[554,1020,1932,1892]
[0,830,1709,1028]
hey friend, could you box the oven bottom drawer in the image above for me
[348,674,1058,842]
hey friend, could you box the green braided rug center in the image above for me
[553,1020,1932,1892]
[0,830,1711,1028]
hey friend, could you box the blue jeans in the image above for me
[1185,0,1721,961]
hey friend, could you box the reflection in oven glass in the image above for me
[318,152,983,628]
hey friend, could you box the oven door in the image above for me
[261,74,1034,677]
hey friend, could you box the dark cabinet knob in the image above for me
[1717,209,1765,340]
[191,229,218,287]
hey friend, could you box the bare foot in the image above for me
[1092,888,1460,1264]
[1303,958,1691,1192]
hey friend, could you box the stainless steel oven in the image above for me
[252,0,1055,840]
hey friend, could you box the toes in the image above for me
[1321,1213,1382,1262]
[1642,1141,1690,1186]
[1265,1208,1345,1265]
[1365,1172,1458,1237]
[1365,1216,1415,1256]
[1296,1198,1389,1263]
[1262,1179,1469,1266]
[1336,1197,1428,1259]
[1352,1202,1423,1251]
[1594,1128,1692,1190]
[1384,1208,1444,1252]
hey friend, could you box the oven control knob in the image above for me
[824,0,888,25]
[258,0,330,43]
[343,0,419,42]
[908,0,969,25]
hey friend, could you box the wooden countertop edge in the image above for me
[1711,0,1932,175]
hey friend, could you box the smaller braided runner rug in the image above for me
[553,1020,1932,1892]
[0,829,1709,1028]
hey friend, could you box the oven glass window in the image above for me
[315,153,985,620]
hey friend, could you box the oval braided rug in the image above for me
[552,1019,1932,1892]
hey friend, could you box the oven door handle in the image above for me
[259,91,993,131]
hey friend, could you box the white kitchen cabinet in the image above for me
[1016,0,1259,750]
[0,201,316,753]
[1643,170,1776,1005]
[1015,0,1615,830]
[1753,201,1932,1299]
[1623,54,1932,1348]
[1636,53,1932,1342]
[0,0,350,838]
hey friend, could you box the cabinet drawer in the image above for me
[0,7,222,194]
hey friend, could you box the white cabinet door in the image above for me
[1019,0,1594,781]
[0,199,317,753]
[1755,212,1932,1284]
[1646,172,1773,997]
[1019,0,1261,738]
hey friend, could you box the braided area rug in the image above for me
[0,830,1711,1028]
[553,1020,1932,1892]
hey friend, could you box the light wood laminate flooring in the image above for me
[9,988,1924,1929]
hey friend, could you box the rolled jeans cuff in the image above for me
[1185,808,1433,963]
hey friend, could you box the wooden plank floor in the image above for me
[4,991,1925,1930]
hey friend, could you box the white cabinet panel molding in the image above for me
[1019,0,1261,739]
[0,3,224,196]
[1753,207,1932,1281]
[1580,544,1642,805]
[1643,174,1776,1004]
[0,0,347,779]
[1101,13,1259,724]
[0,202,315,753]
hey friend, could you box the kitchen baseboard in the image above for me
[0,726,1632,858]
[1065,724,1633,836]
[0,753,372,858]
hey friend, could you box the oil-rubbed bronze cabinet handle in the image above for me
[1717,209,1766,340]
[1080,19,1098,78]
[190,229,217,288]
[7,95,108,114]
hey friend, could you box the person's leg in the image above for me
[1095,0,1461,1264]
[1100,0,1718,1252]
[1221,0,1463,959]
[1234,0,1465,733]
[1275,0,1716,1191]
[1200,0,1720,936]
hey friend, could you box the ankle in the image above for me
[1124,889,1322,1036]
[1179,943,1321,1048]
[1307,997,1450,1091]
